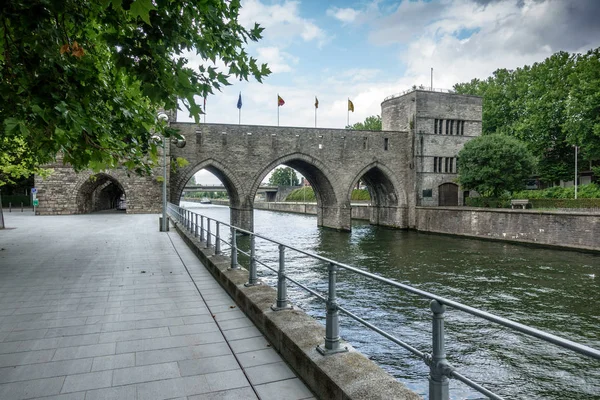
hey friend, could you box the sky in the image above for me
[185,0,600,185]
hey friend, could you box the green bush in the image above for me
[465,197,510,208]
[1,195,31,207]
[512,183,600,199]
[285,187,371,202]
[529,198,600,209]
[285,187,316,202]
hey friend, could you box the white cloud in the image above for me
[256,47,298,73]
[239,0,327,47]
[326,7,360,23]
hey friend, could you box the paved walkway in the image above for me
[0,211,315,400]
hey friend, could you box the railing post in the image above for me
[271,244,292,311]
[200,216,205,241]
[317,262,347,355]
[215,222,221,254]
[207,218,212,248]
[230,227,238,269]
[194,214,198,237]
[245,234,259,286]
[429,300,449,400]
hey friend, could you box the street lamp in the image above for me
[157,112,169,232]
[574,145,578,200]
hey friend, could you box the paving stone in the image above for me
[187,387,258,400]
[178,354,239,376]
[244,361,297,386]
[112,362,180,386]
[135,343,231,366]
[85,384,136,400]
[0,348,56,367]
[91,353,136,372]
[0,376,65,399]
[254,378,315,400]
[236,349,283,368]
[52,343,116,361]
[61,370,113,393]
[228,337,273,354]
[0,358,92,384]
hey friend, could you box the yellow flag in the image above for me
[348,99,354,112]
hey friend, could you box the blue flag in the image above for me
[237,93,242,109]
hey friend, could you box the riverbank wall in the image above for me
[415,206,599,252]
[169,215,420,400]
[187,199,599,252]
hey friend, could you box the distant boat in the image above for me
[200,197,211,204]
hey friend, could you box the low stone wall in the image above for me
[415,207,600,252]
[170,217,420,400]
[187,200,600,252]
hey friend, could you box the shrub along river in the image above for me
[180,202,600,399]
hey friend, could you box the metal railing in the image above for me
[167,202,600,400]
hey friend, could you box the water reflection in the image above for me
[180,202,600,399]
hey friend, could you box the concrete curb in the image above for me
[171,219,421,400]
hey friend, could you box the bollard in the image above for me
[215,222,221,254]
[195,214,198,237]
[9,202,11,212]
[271,244,292,311]
[429,300,449,400]
[200,216,205,242]
[230,226,238,269]
[207,218,212,248]
[245,234,258,286]
[317,262,347,355]
[21,202,23,212]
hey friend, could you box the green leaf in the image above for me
[129,0,156,25]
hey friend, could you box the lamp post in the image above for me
[574,145,578,200]
[157,112,169,232]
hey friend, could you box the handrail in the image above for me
[167,202,600,400]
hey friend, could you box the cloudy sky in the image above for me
[186,0,600,184]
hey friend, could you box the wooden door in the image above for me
[438,183,458,206]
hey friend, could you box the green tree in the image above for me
[268,167,299,186]
[457,134,536,197]
[346,115,382,131]
[453,49,600,184]
[0,0,270,186]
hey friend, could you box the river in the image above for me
[180,202,600,399]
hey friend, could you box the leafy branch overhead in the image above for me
[0,0,270,185]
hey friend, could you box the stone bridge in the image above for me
[34,89,482,232]
[169,123,413,231]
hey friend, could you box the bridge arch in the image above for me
[75,172,126,214]
[347,162,408,228]
[251,153,351,230]
[173,159,254,229]
[173,159,244,207]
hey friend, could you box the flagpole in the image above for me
[347,98,349,127]
[277,93,280,126]
[238,108,241,125]
[315,107,317,128]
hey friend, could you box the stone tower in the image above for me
[381,89,482,207]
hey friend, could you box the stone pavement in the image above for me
[0,211,316,400]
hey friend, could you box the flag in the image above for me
[237,93,242,109]
[315,97,319,109]
[278,95,285,107]
[348,99,354,112]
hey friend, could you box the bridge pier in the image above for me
[230,206,254,233]
[318,204,352,231]
[370,206,409,229]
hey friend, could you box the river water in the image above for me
[180,202,600,399]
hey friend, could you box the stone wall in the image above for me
[415,207,600,252]
[35,164,162,215]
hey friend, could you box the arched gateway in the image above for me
[35,89,482,229]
